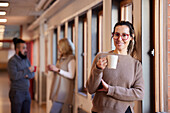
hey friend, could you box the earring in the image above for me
[132,34,135,38]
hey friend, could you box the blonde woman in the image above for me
[48,38,76,113]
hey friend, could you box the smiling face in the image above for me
[113,25,132,54]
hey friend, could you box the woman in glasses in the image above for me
[86,21,144,113]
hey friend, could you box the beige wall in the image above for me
[0,50,15,63]
[0,51,9,63]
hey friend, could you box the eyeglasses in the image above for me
[112,32,130,41]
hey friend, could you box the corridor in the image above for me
[0,0,168,112]
[0,70,46,113]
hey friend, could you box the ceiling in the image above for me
[0,0,68,40]
[0,0,40,25]
[0,0,41,40]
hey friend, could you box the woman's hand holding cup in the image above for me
[96,57,107,70]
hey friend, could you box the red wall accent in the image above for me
[26,41,34,99]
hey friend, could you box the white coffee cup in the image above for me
[107,55,118,69]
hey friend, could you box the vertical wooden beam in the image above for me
[159,0,164,111]
[98,11,103,52]
[20,25,23,39]
[133,0,142,113]
[74,16,79,113]
[83,18,87,88]
[154,0,160,112]
[65,22,68,38]
[87,9,92,100]
[103,0,112,52]
[133,0,142,60]
[46,29,53,113]
[39,21,45,105]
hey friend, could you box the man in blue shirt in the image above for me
[8,38,35,113]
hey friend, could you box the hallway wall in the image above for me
[0,50,15,70]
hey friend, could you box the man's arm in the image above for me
[26,59,35,79]
[8,59,31,80]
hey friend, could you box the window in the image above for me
[111,0,120,51]
[111,0,133,50]
[78,14,88,94]
[120,2,132,22]
[60,25,65,38]
[52,28,58,65]
[68,20,75,42]
[91,5,103,63]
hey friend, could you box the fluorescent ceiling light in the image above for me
[0,11,6,15]
[0,2,9,7]
[0,19,7,22]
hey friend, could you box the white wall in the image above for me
[0,50,15,63]
[0,49,15,69]
[0,50,9,63]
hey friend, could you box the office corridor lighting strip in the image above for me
[0,2,9,7]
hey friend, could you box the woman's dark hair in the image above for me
[112,21,136,55]
[13,37,25,50]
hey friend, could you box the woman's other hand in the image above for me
[96,57,107,70]
[97,79,109,92]
[47,65,60,72]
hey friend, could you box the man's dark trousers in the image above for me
[9,90,31,113]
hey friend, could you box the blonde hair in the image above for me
[58,38,73,57]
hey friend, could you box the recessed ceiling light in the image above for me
[0,2,9,7]
[0,19,7,22]
[0,11,6,15]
